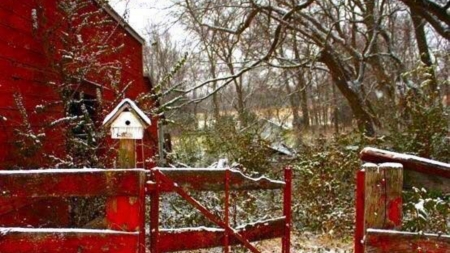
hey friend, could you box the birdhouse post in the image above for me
[103,98,151,232]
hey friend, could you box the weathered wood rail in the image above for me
[361,147,450,192]
[355,147,450,253]
[0,169,146,253]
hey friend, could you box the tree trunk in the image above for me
[285,77,301,127]
[206,49,221,120]
[332,83,339,134]
[293,37,310,129]
[410,9,439,99]
[319,49,376,136]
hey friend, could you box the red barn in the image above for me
[0,0,158,170]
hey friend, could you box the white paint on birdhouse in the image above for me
[102,98,151,140]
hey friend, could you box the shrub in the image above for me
[292,134,362,236]
[403,187,449,234]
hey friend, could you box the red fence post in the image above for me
[150,169,160,253]
[282,166,292,253]
[354,169,365,253]
[106,139,141,232]
[139,174,146,253]
[224,168,230,253]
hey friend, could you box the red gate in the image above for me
[147,167,292,253]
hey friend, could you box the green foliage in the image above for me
[403,187,449,233]
[171,131,204,167]
[388,62,450,162]
[202,115,273,174]
[173,114,276,173]
[292,134,361,236]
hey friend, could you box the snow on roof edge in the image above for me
[103,98,151,126]
[94,0,145,45]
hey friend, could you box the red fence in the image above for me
[0,167,291,252]
[147,167,292,253]
[355,147,450,253]
[0,168,146,253]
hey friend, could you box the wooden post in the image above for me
[139,171,146,253]
[362,163,403,251]
[106,140,142,233]
[224,169,230,253]
[118,139,136,168]
[150,169,160,253]
[354,169,365,253]
[282,166,292,253]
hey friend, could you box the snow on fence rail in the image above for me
[355,148,450,253]
[149,167,285,192]
[0,169,146,253]
[360,147,450,193]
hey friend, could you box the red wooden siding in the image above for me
[0,0,157,169]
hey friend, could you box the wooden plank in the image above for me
[0,33,46,68]
[0,0,35,16]
[354,170,365,253]
[282,167,292,253]
[360,147,450,181]
[363,163,403,230]
[382,164,403,229]
[0,228,139,253]
[106,140,143,232]
[0,6,33,34]
[0,198,70,228]
[0,169,145,198]
[363,163,385,230]
[153,168,285,192]
[0,198,36,216]
[365,229,450,253]
[158,218,285,252]
[0,57,49,83]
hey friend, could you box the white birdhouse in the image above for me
[102,98,151,140]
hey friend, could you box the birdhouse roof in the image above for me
[102,98,151,126]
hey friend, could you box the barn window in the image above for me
[68,93,97,140]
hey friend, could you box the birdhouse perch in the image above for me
[103,98,151,140]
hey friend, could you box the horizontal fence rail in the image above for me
[0,169,146,198]
[360,147,450,179]
[149,168,285,192]
[157,218,285,252]
[0,168,146,253]
[365,229,450,252]
[0,228,139,253]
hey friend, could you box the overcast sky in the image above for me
[109,0,179,40]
